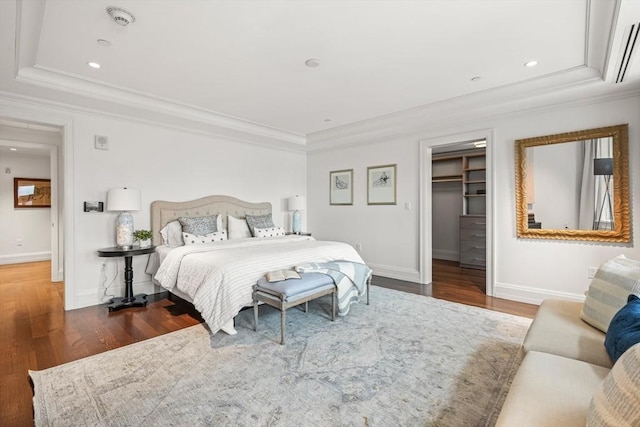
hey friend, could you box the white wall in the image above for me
[0,154,51,263]
[1,98,307,309]
[308,94,640,303]
[530,140,582,229]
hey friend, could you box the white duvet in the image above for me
[153,236,365,334]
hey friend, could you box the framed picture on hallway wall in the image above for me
[330,169,353,205]
[14,178,51,208]
[367,164,397,205]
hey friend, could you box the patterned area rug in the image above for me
[30,287,531,426]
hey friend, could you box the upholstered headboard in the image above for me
[150,195,272,245]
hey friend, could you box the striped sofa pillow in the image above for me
[587,343,640,426]
[580,255,640,333]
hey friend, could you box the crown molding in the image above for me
[0,91,308,154]
[305,68,640,152]
[15,66,305,146]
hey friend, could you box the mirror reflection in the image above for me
[526,137,613,231]
[515,124,630,242]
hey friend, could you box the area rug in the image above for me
[30,287,531,426]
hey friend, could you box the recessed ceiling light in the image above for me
[97,39,111,47]
[88,62,101,69]
[10,148,17,151]
[524,60,538,67]
[470,76,481,82]
[305,59,320,68]
[473,140,487,148]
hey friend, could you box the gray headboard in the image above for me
[150,195,272,245]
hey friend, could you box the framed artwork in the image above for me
[14,178,51,208]
[367,164,397,205]
[329,169,353,205]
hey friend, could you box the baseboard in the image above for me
[494,282,586,305]
[0,251,51,265]
[368,262,421,283]
[432,249,459,262]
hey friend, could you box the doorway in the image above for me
[432,142,486,293]
[0,118,64,283]
[419,129,493,296]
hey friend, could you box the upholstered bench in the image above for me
[253,273,336,344]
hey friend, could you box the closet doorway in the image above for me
[432,142,486,293]
[418,129,493,296]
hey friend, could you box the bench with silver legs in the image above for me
[253,273,337,345]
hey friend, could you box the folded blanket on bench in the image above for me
[295,261,371,316]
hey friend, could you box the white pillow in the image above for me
[160,216,223,247]
[159,220,184,247]
[254,226,286,238]
[227,215,252,239]
[182,230,227,245]
[581,255,640,332]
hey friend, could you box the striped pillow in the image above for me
[580,255,640,333]
[587,343,640,426]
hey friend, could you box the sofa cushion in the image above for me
[587,343,640,427]
[523,299,612,368]
[604,294,640,363]
[580,255,640,333]
[496,351,610,427]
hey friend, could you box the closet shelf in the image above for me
[433,175,462,183]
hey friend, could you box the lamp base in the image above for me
[292,210,301,234]
[116,211,134,248]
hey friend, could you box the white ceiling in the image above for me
[1,0,639,140]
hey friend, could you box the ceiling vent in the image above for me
[613,22,639,83]
[106,6,136,26]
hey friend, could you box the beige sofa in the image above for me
[497,254,640,426]
[496,299,613,426]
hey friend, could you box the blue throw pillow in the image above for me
[604,294,640,363]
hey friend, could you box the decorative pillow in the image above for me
[159,220,184,247]
[182,230,227,245]
[605,294,640,363]
[587,343,640,427]
[178,215,219,236]
[580,255,640,333]
[254,226,286,238]
[227,215,252,239]
[245,214,274,237]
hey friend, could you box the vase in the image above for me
[138,239,150,248]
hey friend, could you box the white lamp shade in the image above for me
[287,195,305,211]
[107,188,141,211]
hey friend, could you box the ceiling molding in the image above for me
[0,91,308,154]
[305,81,640,153]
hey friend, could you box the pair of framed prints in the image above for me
[329,164,396,206]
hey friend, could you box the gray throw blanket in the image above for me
[295,261,372,315]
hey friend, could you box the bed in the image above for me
[148,195,370,335]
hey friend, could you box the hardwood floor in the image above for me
[0,260,537,427]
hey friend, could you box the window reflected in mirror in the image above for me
[515,124,630,242]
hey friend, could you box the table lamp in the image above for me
[107,188,141,249]
[287,195,305,234]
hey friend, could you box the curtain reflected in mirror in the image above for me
[515,124,630,242]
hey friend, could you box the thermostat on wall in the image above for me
[94,135,109,150]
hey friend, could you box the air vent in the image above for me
[614,23,639,83]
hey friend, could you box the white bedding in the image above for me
[153,236,366,334]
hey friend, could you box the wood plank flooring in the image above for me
[0,260,537,427]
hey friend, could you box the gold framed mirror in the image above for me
[515,124,630,242]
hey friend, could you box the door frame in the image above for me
[419,129,494,295]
